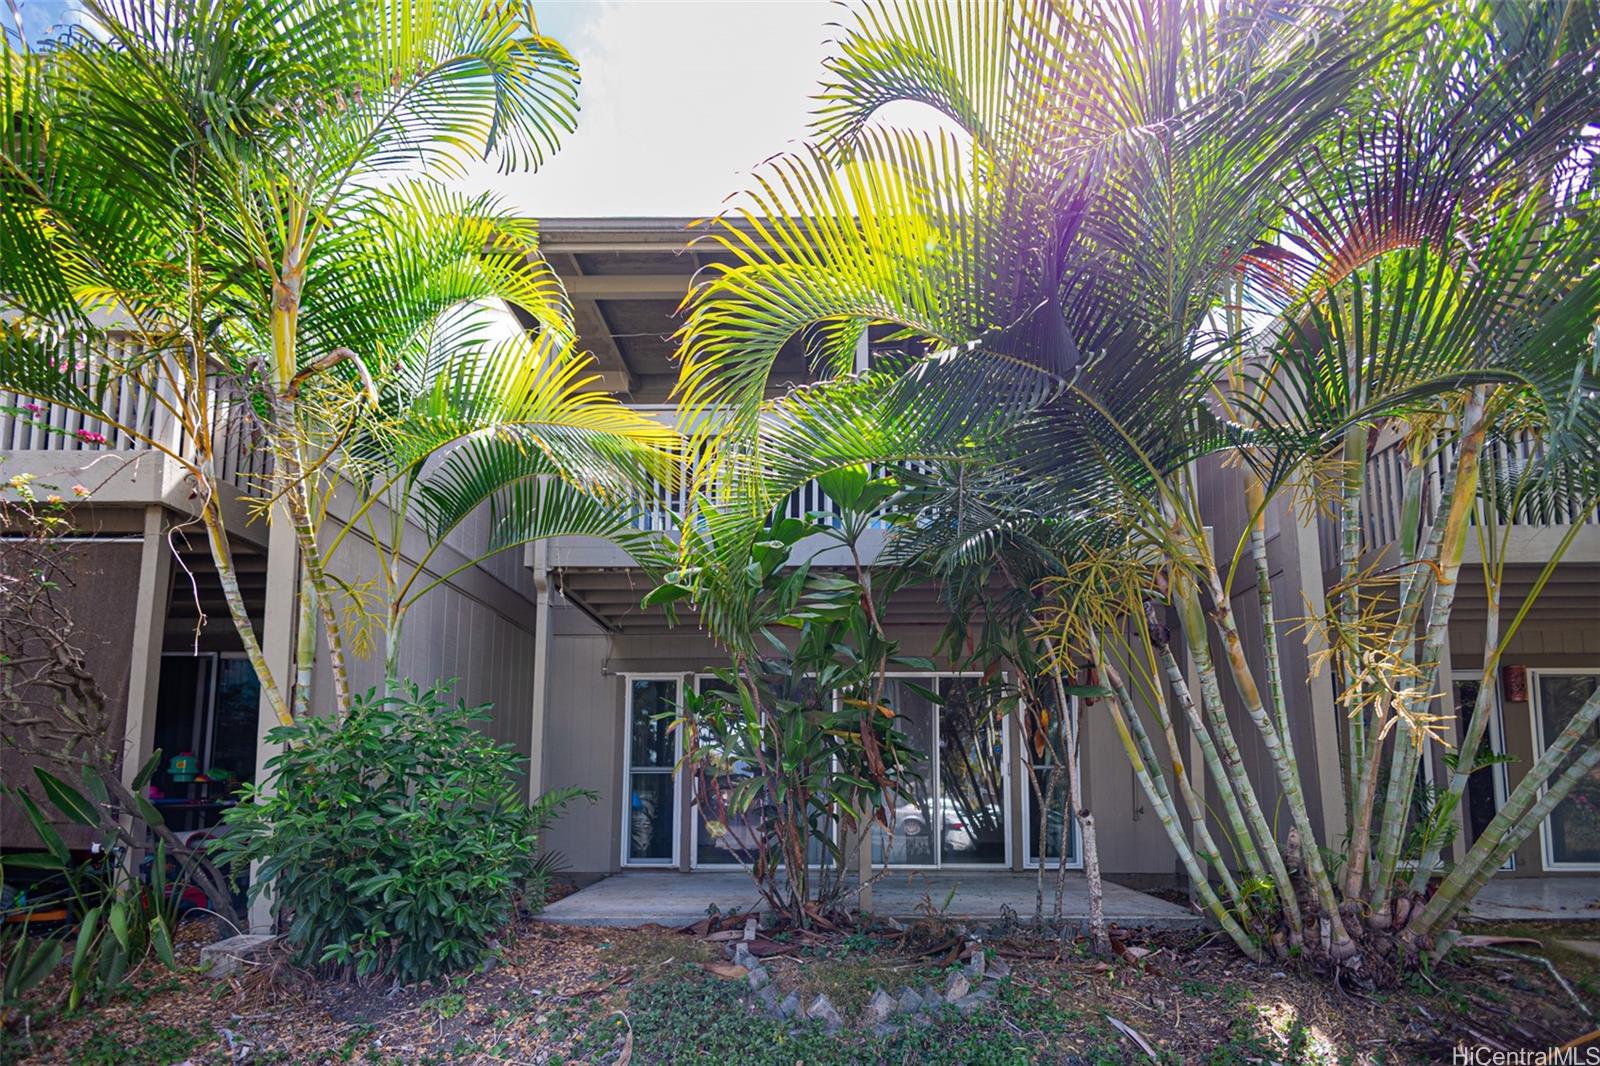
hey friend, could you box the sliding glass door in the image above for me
[1533,672,1600,870]
[870,675,1011,868]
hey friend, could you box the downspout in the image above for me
[527,537,552,805]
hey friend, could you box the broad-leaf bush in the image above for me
[218,682,587,984]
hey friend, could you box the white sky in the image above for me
[12,0,888,219]
[458,0,840,219]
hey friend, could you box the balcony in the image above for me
[1,333,269,506]
[1316,427,1600,570]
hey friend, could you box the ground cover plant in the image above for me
[3,908,1596,1064]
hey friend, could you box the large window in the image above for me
[1533,672,1600,870]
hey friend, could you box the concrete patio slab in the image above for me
[1467,878,1600,922]
[538,871,1203,929]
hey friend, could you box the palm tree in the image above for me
[331,309,678,686]
[673,0,1600,970]
[1,1,667,719]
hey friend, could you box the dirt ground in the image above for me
[4,912,1597,1064]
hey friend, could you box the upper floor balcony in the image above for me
[1315,426,1600,572]
[1,333,268,513]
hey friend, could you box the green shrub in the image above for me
[217,681,589,984]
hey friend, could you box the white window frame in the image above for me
[688,672,759,871]
[1020,693,1084,871]
[1530,668,1600,872]
[872,671,1014,871]
[1450,670,1513,872]
[619,674,684,868]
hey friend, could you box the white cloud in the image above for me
[458,0,839,218]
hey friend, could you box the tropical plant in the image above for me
[216,681,590,984]
[652,466,932,924]
[3,773,184,1010]
[673,0,1600,976]
[330,307,678,686]
[0,0,619,721]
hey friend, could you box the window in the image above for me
[1022,683,1080,869]
[1532,672,1600,870]
[869,674,1011,868]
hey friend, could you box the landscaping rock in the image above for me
[756,983,780,1013]
[905,1010,932,1027]
[199,934,278,978]
[872,1021,900,1038]
[897,986,924,1014]
[777,991,801,1020]
[942,970,970,1002]
[865,988,896,1024]
[733,942,757,970]
[964,950,986,980]
[987,954,1012,979]
[954,985,997,1016]
[805,993,844,1030]
[747,964,769,992]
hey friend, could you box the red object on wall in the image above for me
[1502,665,1528,703]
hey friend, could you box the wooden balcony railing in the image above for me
[1316,428,1600,564]
[0,333,270,491]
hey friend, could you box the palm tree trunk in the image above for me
[1339,424,1369,823]
[1204,570,1353,956]
[1048,659,1106,952]
[292,562,316,719]
[201,497,292,727]
[1156,643,1245,909]
[1172,571,1298,929]
[1409,682,1600,943]
[1243,476,1291,740]
[1090,634,1262,961]
[1371,391,1488,918]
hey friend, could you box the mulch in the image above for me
[6,913,1597,1063]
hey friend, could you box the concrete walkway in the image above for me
[539,871,1202,929]
[1467,878,1600,921]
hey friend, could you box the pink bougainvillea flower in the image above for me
[21,402,44,415]
[72,484,91,498]
[75,429,108,445]
[46,494,62,504]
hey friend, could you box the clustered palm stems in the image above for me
[671,0,1600,973]
[1,1,678,718]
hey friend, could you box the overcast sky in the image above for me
[9,0,848,218]
[460,0,840,219]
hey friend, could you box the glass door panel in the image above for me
[626,678,679,864]
[1536,674,1600,867]
[937,678,1008,865]
[692,676,752,866]
[1023,686,1079,867]
[872,678,936,866]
